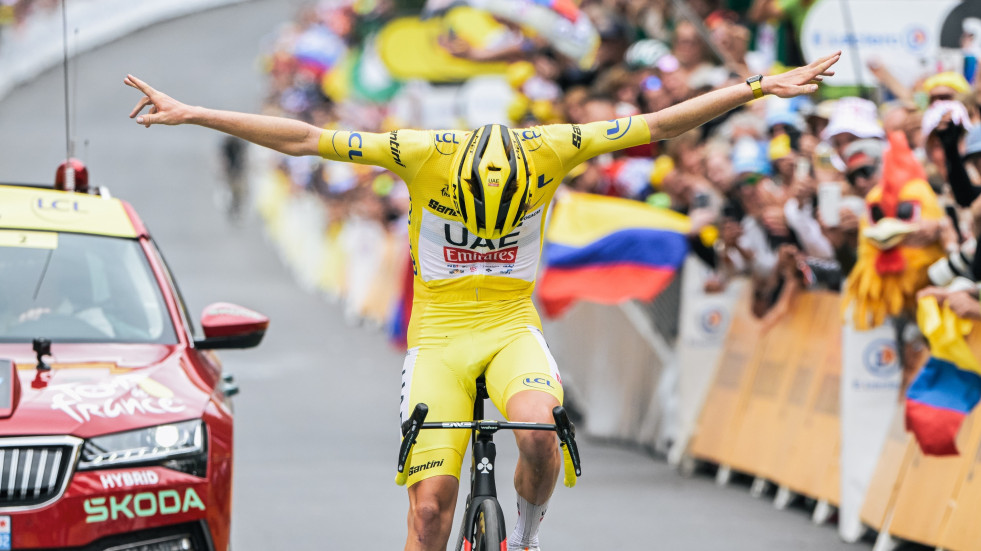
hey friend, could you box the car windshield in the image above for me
[0,230,177,343]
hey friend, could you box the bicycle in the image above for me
[396,376,582,551]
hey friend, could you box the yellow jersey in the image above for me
[317,116,651,303]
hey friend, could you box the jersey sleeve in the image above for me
[539,116,651,174]
[317,129,432,180]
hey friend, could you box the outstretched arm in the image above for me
[643,51,841,142]
[124,74,322,157]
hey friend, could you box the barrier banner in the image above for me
[726,291,816,477]
[860,326,981,549]
[769,291,842,503]
[688,284,762,465]
[859,409,914,533]
[840,320,903,542]
[939,416,981,551]
[668,263,745,466]
[889,409,981,547]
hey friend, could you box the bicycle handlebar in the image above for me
[395,403,581,488]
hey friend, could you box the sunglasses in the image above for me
[846,164,877,186]
[929,92,955,104]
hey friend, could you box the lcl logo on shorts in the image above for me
[522,377,555,389]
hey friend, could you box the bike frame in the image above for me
[397,377,581,551]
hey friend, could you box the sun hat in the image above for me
[821,97,885,140]
[922,71,971,95]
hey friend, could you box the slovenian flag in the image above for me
[537,191,690,318]
[906,295,981,455]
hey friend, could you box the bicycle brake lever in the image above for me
[552,406,581,477]
[398,403,429,474]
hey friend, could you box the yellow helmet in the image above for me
[451,124,533,239]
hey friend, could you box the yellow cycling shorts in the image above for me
[399,298,563,487]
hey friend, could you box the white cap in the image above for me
[821,97,885,141]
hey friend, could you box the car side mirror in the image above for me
[194,302,269,350]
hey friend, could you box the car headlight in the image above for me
[78,420,207,477]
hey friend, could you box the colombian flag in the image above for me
[906,296,981,455]
[537,191,690,318]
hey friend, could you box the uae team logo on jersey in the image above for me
[417,207,544,282]
[442,224,520,264]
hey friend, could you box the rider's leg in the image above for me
[405,475,459,551]
[506,390,561,549]
[507,390,562,503]
[485,321,564,550]
[400,326,477,551]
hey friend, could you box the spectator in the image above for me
[671,20,713,87]
[822,97,886,160]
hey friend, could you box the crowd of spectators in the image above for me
[256,0,981,327]
[0,0,55,27]
[0,0,58,52]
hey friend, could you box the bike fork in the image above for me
[457,435,504,551]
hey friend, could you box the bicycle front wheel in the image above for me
[471,498,506,551]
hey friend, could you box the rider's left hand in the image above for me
[762,51,841,98]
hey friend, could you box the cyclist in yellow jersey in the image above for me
[124,50,838,551]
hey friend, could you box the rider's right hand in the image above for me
[124,75,191,128]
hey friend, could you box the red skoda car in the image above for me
[0,177,266,550]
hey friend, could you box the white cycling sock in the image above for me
[507,495,548,550]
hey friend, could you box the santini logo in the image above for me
[389,131,406,168]
[408,459,444,476]
[429,199,457,217]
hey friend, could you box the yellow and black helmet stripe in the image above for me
[451,124,532,239]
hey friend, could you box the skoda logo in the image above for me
[863,339,899,378]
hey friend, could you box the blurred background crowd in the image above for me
[242,0,981,335]
[0,0,58,43]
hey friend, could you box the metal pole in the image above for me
[61,0,75,190]
[838,0,869,98]
[669,0,728,67]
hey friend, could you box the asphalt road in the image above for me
[0,2,862,549]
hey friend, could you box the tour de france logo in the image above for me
[699,307,726,336]
[863,339,900,378]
